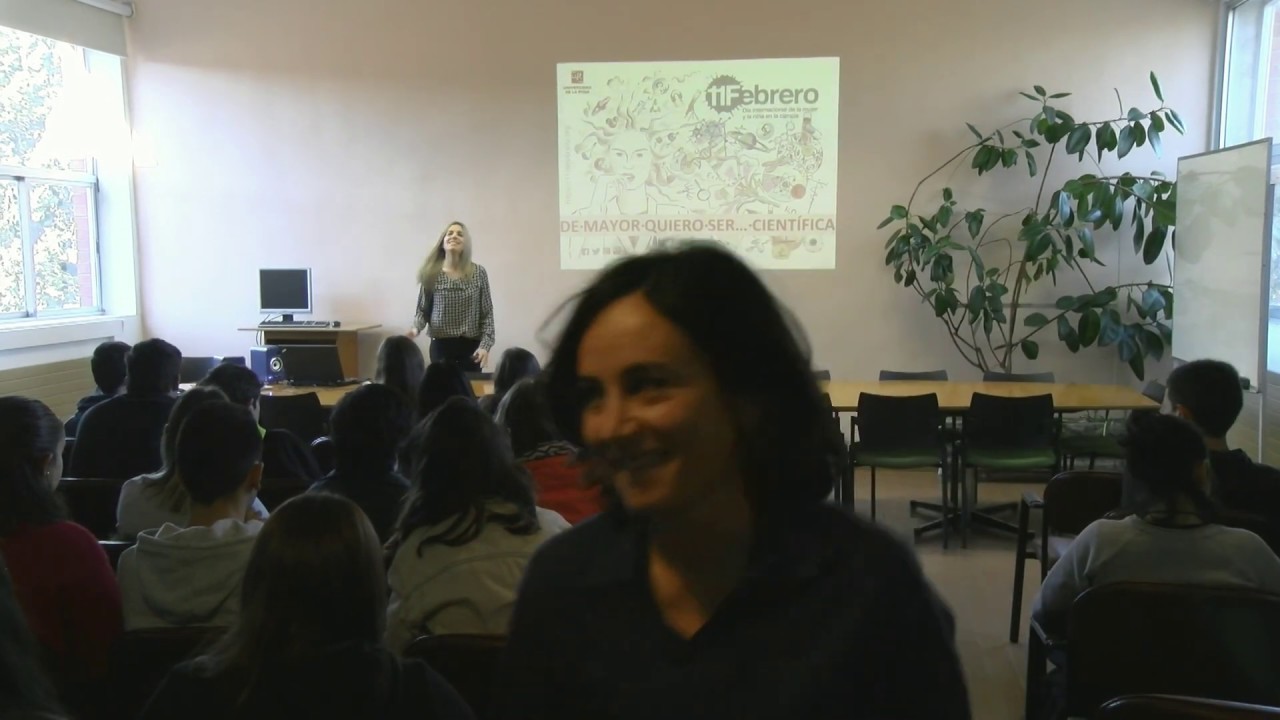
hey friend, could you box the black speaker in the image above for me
[249,345,286,385]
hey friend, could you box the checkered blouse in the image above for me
[413,264,496,351]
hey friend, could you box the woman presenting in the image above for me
[407,221,495,371]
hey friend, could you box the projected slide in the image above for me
[557,57,840,270]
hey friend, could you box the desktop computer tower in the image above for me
[249,345,286,385]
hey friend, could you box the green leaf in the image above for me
[967,247,986,280]
[1141,285,1167,316]
[1057,191,1074,224]
[1139,327,1165,361]
[966,210,984,239]
[1044,105,1058,124]
[877,216,895,230]
[1166,109,1186,134]
[1119,333,1138,362]
[1112,194,1126,231]
[1022,138,1042,149]
[1034,85,1047,97]
[1078,226,1097,259]
[1056,295,1079,311]
[903,268,916,286]
[1078,309,1101,347]
[967,286,985,323]
[1025,312,1051,328]
[1058,315,1081,352]
[1132,215,1146,255]
[1157,288,1174,319]
[1132,122,1147,148]
[943,187,954,203]
[1020,91,1041,102]
[1155,320,1173,344]
[1127,107,1146,122]
[1099,309,1124,347]
[1021,340,1040,360]
[1149,111,1166,133]
[966,123,983,142]
[1002,148,1018,168]
[1049,92,1071,99]
[1118,126,1135,159]
[890,205,908,220]
[1095,124,1110,161]
[1025,150,1038,177]
[1148,126,1162,156]
[1066,125,1091,156]
[1143,226,1166,265]
[937,204,954,227]
[1150,71,1164,102]
[1128,350,1146,380]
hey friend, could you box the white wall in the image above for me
[124,0,1217,381]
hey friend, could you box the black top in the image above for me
[1211,449,1280,550]
[63,392,111,438]
[69,393,176,479]
[141,644,474,720]
[308,469,411,543]
[492,504,971,720]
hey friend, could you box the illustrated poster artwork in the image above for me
[557,57,840,270]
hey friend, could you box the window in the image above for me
[0,25,105,320]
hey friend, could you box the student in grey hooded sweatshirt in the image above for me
[117,400,264,631]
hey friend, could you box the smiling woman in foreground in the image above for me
[492,243,971,720]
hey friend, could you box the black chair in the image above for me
[879,369,949,381]
[310,436,336,475]
[823,393,852,507]
[258,392,326,444]
[1026,583,1280,720]
[850,393,948,539]
[99,540,133,572]
[405,634,507,719]
[1009,470,1122,643]
[1061,380,1167,470]
[1098,695,1280,719]
[983,370,1056,383]
[959,393,1058,546]
[56,477,128,539]
[812,369,832,381]
[178,356,219,384]
[110,626,226,720]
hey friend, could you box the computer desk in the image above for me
[237,323,382,379]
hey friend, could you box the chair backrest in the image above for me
[982,370,1056,383]
[110,626,226,720]
[56,477,128,539]
[964,393,1057,450]
[405,634,507,718]
[879,369,949,381]
[179,356,219,384]
[1098,694,1280,719]
[855,393,943,453]
[812,369,832,381]
[99,540,133,572]
[1042,471,1123,536]
[1142,380,1167,404]
[258,392,326,444]
[310,436,336,475]
[1067,583,1280,716]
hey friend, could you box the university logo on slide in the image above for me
[570,70,584,84]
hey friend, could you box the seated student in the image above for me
[1167,359,1280,529]
[385,397,569,651]
[65,340,130,438]
[0,397,122,694]
[307,384,413,543]
[495,377,602,524]
[478,347,540,416]
[117,401,265,630]
[376,335,426,405]
[1032,411,1280,636]
[71,338,182,479]
[140,494,473,720]
[116,387,269,540]
[199,363,321,484]
[1,560,70,720]
[417,361,476,420]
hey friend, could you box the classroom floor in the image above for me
[852,468,1044,720]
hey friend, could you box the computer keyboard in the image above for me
[259,320,331,328]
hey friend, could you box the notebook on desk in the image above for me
[281,345,362,386]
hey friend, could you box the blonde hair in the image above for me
[417,221,475,290]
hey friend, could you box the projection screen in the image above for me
[557,57,840,270]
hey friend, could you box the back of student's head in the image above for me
[417,361,476,419]
[176,401,263,506]
[0,397,65,536]
[329,384,413,477]
[194,494,385,692]
[90,341,131,395]
[125,338,182,395]
[492,347,541,399]
[393,396,537,551]
[1121,410,1214,521]
[199,363,263,409]
[374,336,425,405]
[144,386,228,511]
[1167,359,1244,440]
[495,377,564,458]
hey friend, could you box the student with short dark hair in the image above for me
[117,401,264,630]
[140,493,474,720]
[308,384,414,542]
[417,361,476,420]
[70,338,182,479]
[65,340,130,438]
[200,362,320,484]
[478,347,540,415]
[200,363,264,417]
[1167,359,1280,523]
[0,397,122,702]
[376,335,427,406]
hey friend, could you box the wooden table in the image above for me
[823,381,1159,413]
[258,380,493,407]
[238,323,382,379]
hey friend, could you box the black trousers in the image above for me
[429,336,481,373]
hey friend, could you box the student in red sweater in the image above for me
[495,377,603,524]
[0,396,123,698]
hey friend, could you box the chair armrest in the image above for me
[1029,616,1066,651]
[1021,490,1044,510]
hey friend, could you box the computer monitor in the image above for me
[258,268,312,321]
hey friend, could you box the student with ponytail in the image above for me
[1032,410,1280,634]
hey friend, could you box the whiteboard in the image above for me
[1174,139,1272,390]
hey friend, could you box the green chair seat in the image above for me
[964,447,1058,470]
[852,444,942,468]
[1060,435,1124,459]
